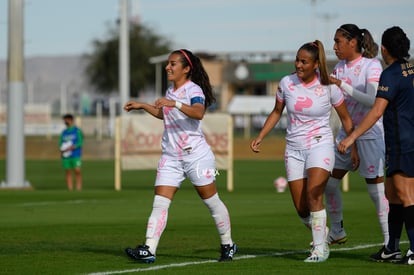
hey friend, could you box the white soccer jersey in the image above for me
[333,56,383,140]
[161,80,210,159]
[277,73,344,150]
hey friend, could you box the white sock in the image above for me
[145,195,171,255]
[203,193,233,246]
[367,183,389,245]
[311,209,327,253]
[325,177,344,234]
[300,215,311,230]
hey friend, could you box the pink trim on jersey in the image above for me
[345,55,362,68]
[299,74,319,88]
[332,96,344,107]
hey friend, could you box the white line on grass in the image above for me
[18,200,99,207]
[86,241,409,275]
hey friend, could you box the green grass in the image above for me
[0,160,411,274]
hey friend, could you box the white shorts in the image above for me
[155,150,217,187]
[334,138,384,178]
[285,143,335,182]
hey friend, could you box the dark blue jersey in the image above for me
[376,61,414,155]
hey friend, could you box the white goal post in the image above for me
[114,113,234,191]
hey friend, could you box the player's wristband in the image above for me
[175,101,182,110]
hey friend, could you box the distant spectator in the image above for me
[59,114,83,191]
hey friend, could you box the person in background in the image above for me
[59,113,83,191]
[251,40,355,263]
[339,26,414,265]
[324,24,389,251]
[123,49,236,263]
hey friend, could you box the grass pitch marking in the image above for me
[86,241,408,275]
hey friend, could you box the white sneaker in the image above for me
[305,227,330,263]
[304,247,329,263]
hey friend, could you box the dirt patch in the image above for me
[234,136,285,160]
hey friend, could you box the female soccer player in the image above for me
[339,26,414,265]
[251,40,355,262]
[325,24,389,250]
[123,49,236,263]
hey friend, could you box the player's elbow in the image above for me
[193,112,204,120]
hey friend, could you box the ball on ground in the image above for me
[274,176,287,193]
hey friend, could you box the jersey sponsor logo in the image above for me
[378,85,389,92]
[401,69,414,77]
[294,96,313,112]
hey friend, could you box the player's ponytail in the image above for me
[174,49,216,108]
[360,28,378,58]
[315,40,329,85]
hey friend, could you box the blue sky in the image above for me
[0,0,413,60]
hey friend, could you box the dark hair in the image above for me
[337,24,378,58]
[172,49,216,108]
[381,26,410,61]
[298,40,329,85]
[62,114,74,120]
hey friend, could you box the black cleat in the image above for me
[125,245,155,263]
[369,245,402,263]
[218,243,237,262]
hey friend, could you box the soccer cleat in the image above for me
[369,245,402,263]
[218,243,238,262]
[304,247,329,263]
[125,245,156,263]
[399,249,414,265]
[327,229,348,245]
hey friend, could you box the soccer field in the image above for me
[0,160,411,274]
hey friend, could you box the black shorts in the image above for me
[386,151,414,177]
